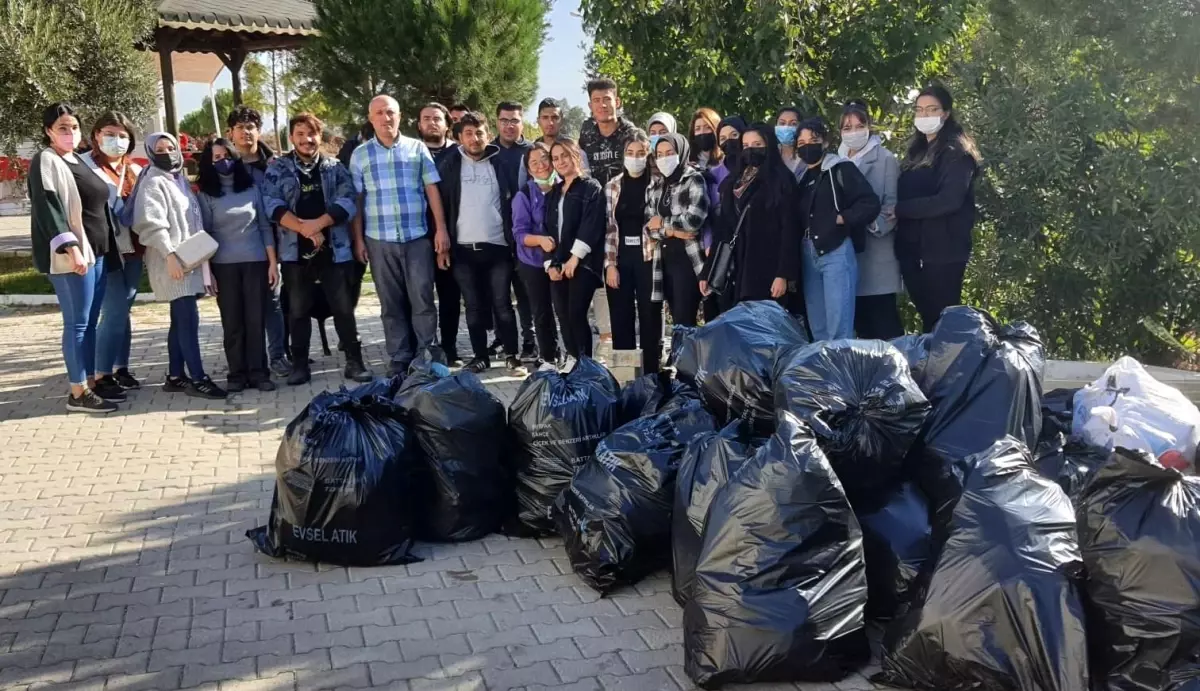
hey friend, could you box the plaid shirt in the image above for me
[349,135,440,243]
[644,166,710,302]
[603,174,624,270]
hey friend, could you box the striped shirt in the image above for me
[349,135,440,243]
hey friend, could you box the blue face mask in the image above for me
[214,158,235,175]
[775,125,798,146]
[649,134,662,153]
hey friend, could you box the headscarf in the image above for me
[646,111,677,134]
[655,132,691,186]
[718,115,748,136]
[143,131,202,231]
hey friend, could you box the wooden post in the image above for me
[158,45,178,136]
[220,47,248,106]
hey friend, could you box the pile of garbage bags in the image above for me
[508,358,621,535]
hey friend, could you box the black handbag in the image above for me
[706,203,750,296]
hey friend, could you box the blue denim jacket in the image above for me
[260,154,358,263]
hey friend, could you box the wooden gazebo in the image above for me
[150,0,317,134]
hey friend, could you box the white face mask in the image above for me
[624,156,647,175]
[99,135,130,158]
[655,154,680,177]
[842,129,870,151]
[915,116,945,135]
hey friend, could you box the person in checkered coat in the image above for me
[643,132,710,328]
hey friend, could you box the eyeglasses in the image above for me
[913,105,944,116]
[498,118,521,126]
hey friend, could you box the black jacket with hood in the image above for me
[795,152,881,256]
[894,138,978,265]
[436,143,517,246]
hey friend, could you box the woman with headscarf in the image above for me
[28,103,122,413]
[645,132,709,329]
[702,123,802,306]
[80,111,144,400]
[646,111,677,158]
[132,132,227,399]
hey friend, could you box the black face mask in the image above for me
[798,143,825,166]
[721,139,741,162]
[151,150,183,173]
[693,133,716,153]
[741,147,767,168]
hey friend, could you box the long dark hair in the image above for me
[903,84,981,170]
[721,123,795,209]
[41,102,77,147]
[197,138,255,197]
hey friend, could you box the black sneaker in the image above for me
[464,358,490,374]
[114,368,141,389]
[93,376,127,402]
[444,351,465,368]
[343,359,374,383]
[487,338,502,357]
[520,344,538,362]
[287,367,312,386]
[163,375,191,392]
[226,379,246,393]
[270,357,293,378]
[506,356,527,375]
[255,379,277,392]
[66,390,117,414]
[188,376,228,400]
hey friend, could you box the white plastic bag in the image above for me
[1073,357,1200,470]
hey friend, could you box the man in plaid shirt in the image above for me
[350,95,450,375]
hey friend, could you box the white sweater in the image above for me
[132,167,205,302]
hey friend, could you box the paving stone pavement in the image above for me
[0,295,897,691]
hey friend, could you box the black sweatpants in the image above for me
[434,265,461,358]
[518,263,560,362]
[899,259,967,333]
[213,261,269,384]
[662,239,701,328]
[551,270,601,359]
[453,243,518,362]
[855,293,905,340]
[282,260,360,364]
[606,247,663,373]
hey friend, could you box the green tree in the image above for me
[177,60,271,138]
[581,0,969,125]
[557,99,587,139]
[945,0,1200,364]
[0,0,158,155]
[300,0,549,125]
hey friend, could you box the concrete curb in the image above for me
[0,282,379,306]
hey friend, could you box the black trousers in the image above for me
[551,270,600,359]
[453,243,518,361]
[607,247,663,373]
[899,259,967,333]
[662,239,702,328]
[512,271,535,350]
[282,260,360,363]
[855,293,905,340]
[213,261,269,384]
[434,265,461,357]
[349,260,367,309]
[518,263,560,361]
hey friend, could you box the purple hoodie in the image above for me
[512,180,549,268]
[701,162,730,251]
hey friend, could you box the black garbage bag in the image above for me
[905,307,1045,534]
[774,340,930,510]
[673,300,808,431]
[1040,388,1079,444]
[1033,433,1108,501]
[344,375,405,400]
[684,412,869,687]
[392,356,509,542]
[876,437,1088,691]
[890,333,931,381]
[247,390,419,566]
[617,370,699,424]
[554,399,715,593]
[509,357,621,536]
[859,482,932,622]
[671,419,760,607]
[1076,448,1200,690]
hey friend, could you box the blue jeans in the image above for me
[47,256,107,386]
[96,256,142,374]
[265,280,286,361]
[168,296,206,380]
[802,237,857,341]
[365,236,438,368]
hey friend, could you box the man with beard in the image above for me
[260,113,372,385]
[578,78,636,186]
[418,102,463,364]
[436,112,524,374]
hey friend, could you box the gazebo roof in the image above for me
[157,0,317,35]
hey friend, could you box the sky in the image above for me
[175,0,591,126]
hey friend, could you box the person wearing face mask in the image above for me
[689,108,732,320]
[80,111,145,400]
[644,133,710,330]
[775,106,804,175]
[838,100,903,340]
[602,130,662,373]
[646,111,677,156]
[794,116,881,341]
[512,142,563,365]
[29,103,123,412]
[196,138,279,392]
[701,124,800,308]
[132,132,227,400]
[895,84,982,333]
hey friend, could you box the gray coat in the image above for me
[132,166,206,302]
[840,136,901,296]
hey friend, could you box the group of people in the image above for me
[28,76,980,414]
